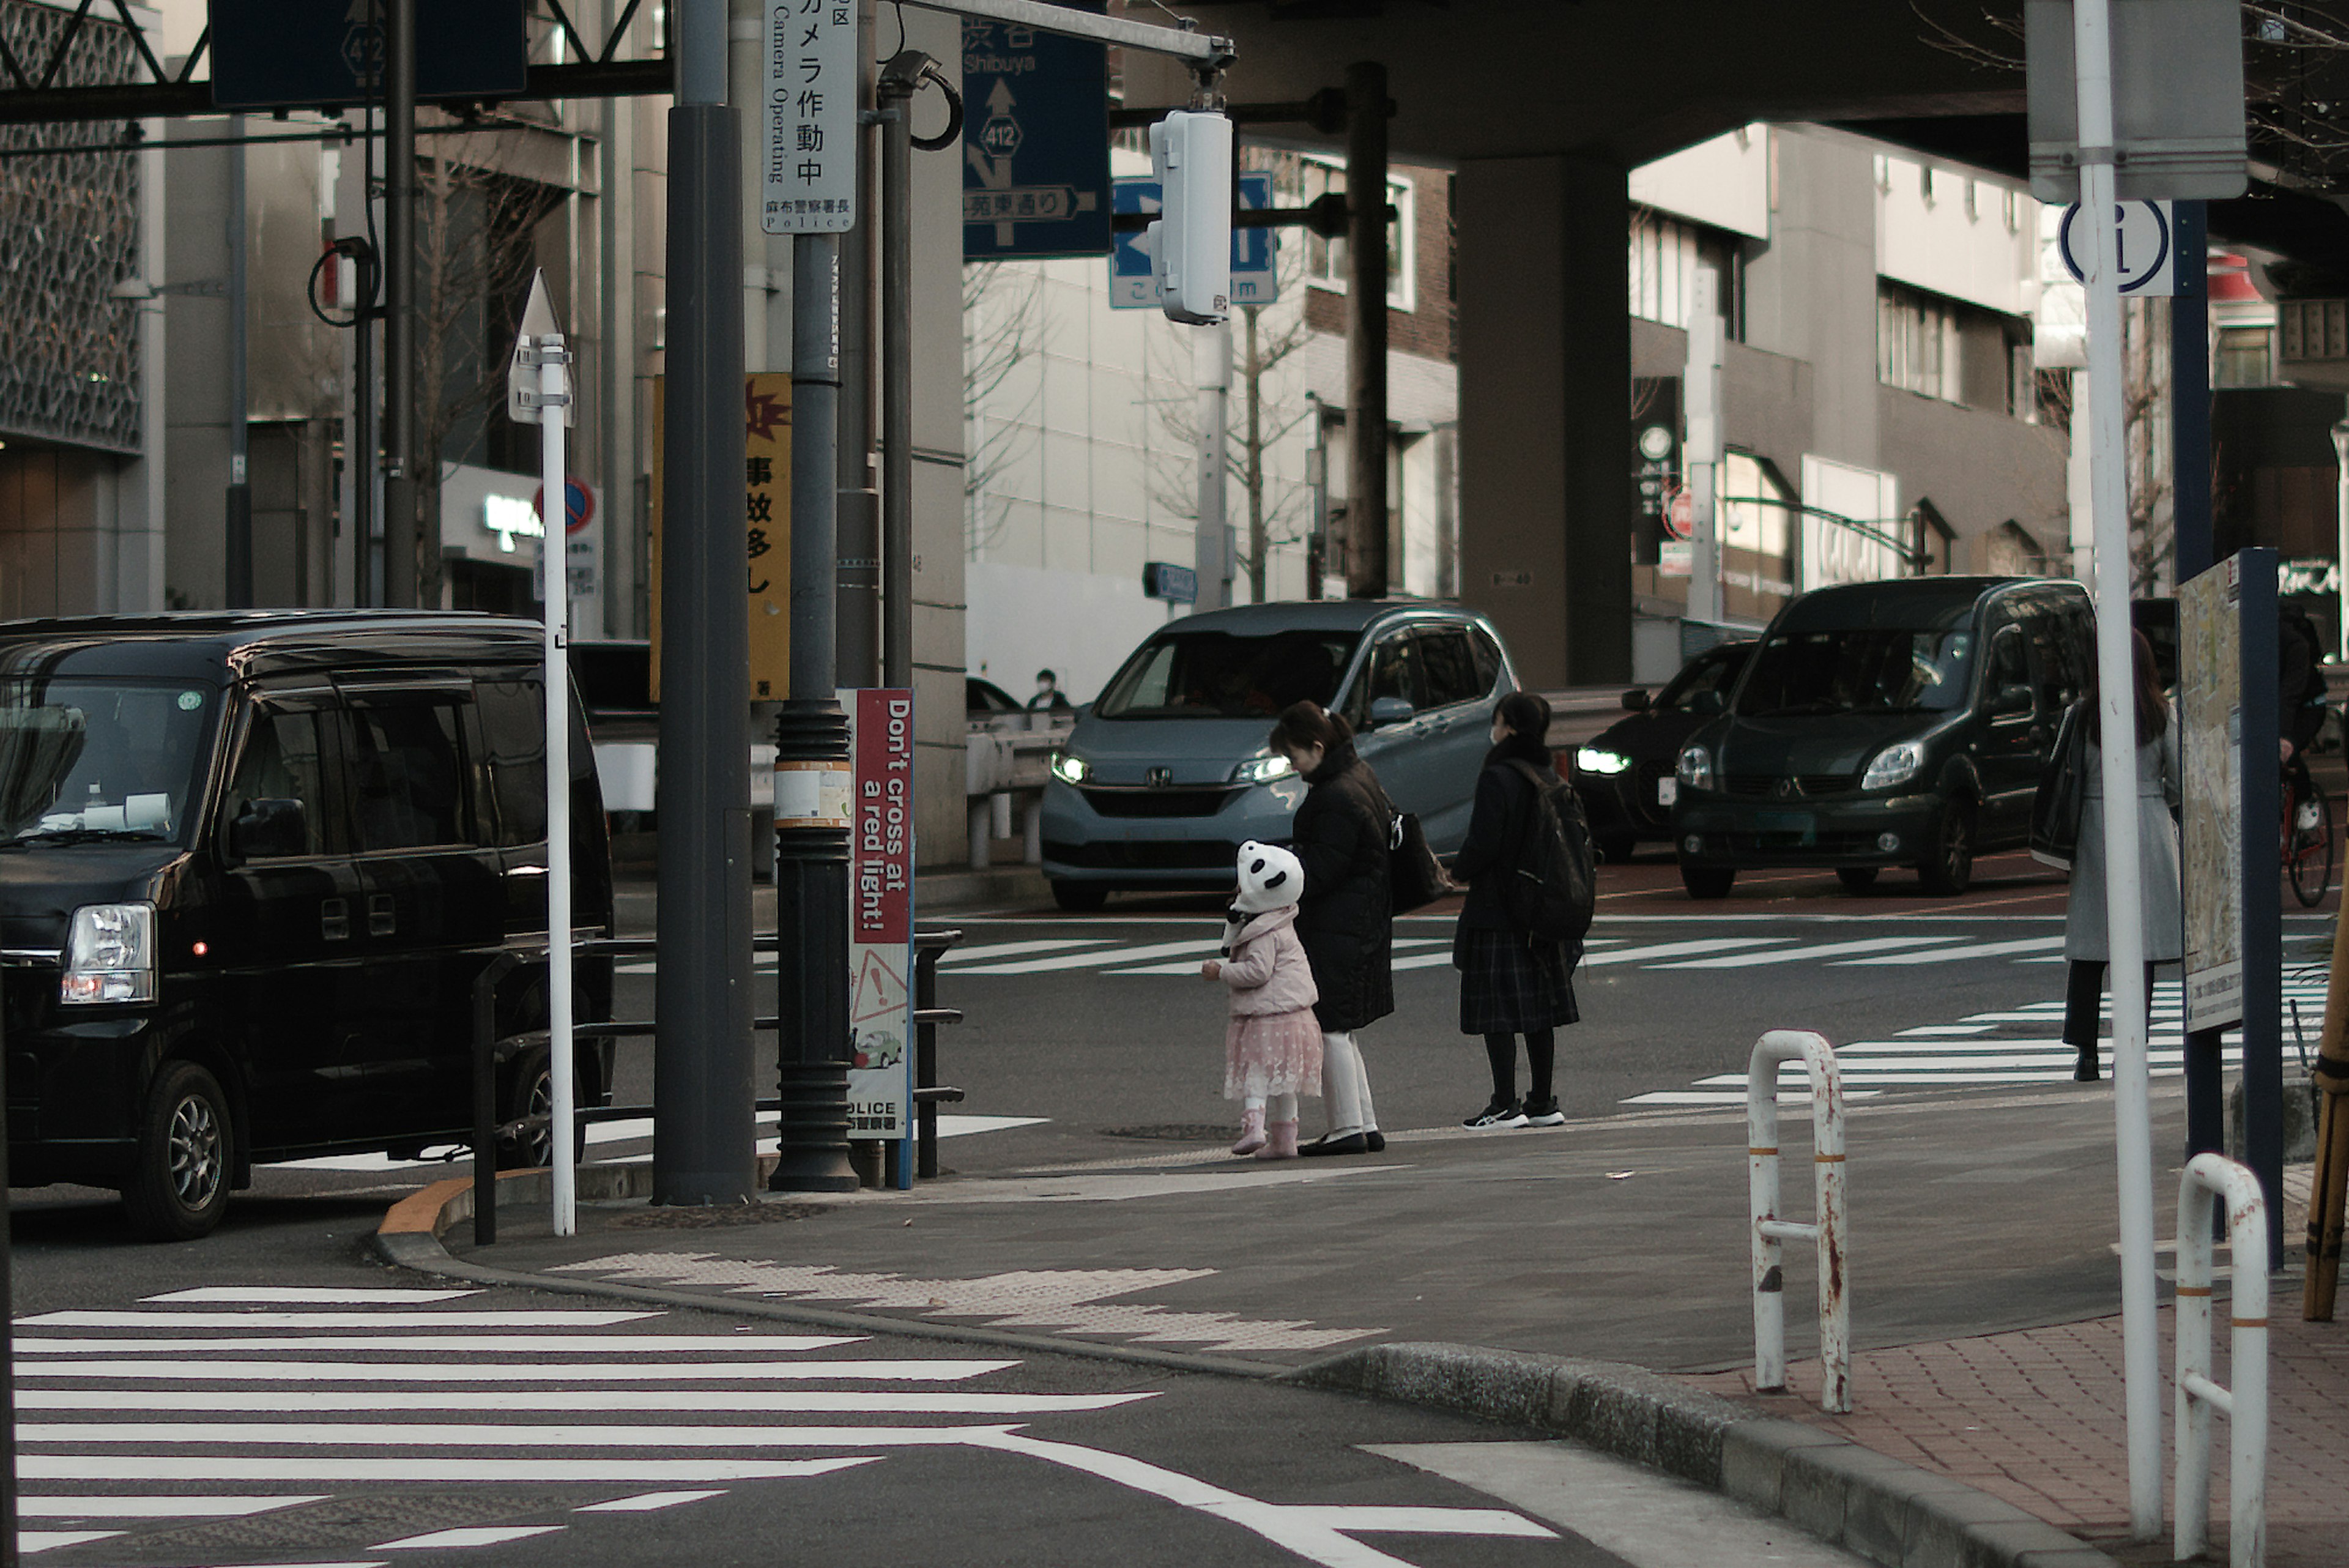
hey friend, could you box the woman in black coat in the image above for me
[1452,689,1578,1129]
[1266,701,1393,1156]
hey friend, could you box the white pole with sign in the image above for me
[1683,267,1724,623]
[509,272,576,1236]
[2068,0,2161,1536]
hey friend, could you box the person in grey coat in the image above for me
[2061,628,2181,1082]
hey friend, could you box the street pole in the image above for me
[1343,59,1387,598]
[837,1,881,688]
[772,232,859,1192]
[1195,320,1231,611]
[2071,0,2161,1537]
[1685,265,1724,626]
[651,0,756,1206]
[878,56,915,684]
[226,114,251,609]
[382,0,419,609]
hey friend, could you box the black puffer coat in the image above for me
[1451,730,1565,965]
[1290,744,1395,1031]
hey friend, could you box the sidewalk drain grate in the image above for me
[1098,1124,1233,1142]
[611,1200,831,1228]
[120,1488,576,1556]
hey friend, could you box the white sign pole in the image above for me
[1685,267,1724,624]
[2071,0,2161,1537]
[510,272,576,1238]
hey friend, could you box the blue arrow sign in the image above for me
[961,9,1111,260]
[1111,171,1277,310]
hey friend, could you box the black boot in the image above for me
[2073,1046,2101,1083]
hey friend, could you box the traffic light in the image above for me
[1148,109,1233,325]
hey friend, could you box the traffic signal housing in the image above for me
[1148,109,1233,325]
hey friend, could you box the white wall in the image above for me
[1876,154,2039,318]
[1630,125,1771,240]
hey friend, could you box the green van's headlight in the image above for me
[1050,751,1091,786]
[61,902,156,1005]
[1231,753,1295,785]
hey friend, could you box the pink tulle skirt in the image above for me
[1225,1009,1323,1099]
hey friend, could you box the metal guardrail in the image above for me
[2176,1152,2270,1568]
[1746,1029,1850,1414]
[465,929,968,1242]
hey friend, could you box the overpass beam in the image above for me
[1458,154,1633,687]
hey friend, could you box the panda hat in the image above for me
[1231,839,1305,915]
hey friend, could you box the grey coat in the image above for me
[2063,716,2183,963]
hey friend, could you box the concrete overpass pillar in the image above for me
[1458,154,1633,688]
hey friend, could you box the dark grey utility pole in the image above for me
[381,0,419,609]
[651,0,757,1206]
[226,115,251,609]
[836,1,880,689]
[877,52,924,687]
[1343,59,1388,598]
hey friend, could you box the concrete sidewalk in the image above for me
[376,1085,2343,1568]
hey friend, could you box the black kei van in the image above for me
[0,613,614,1239]
[1671,577,2096,898]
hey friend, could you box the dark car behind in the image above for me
[1568,640,1752,863]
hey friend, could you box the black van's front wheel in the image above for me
[1917,800,1976,896]
[497,1052,590,1171]
[125,1061,233,1242]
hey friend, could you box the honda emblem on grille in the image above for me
[1146,767,1173,787]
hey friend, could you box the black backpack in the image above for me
[1499,759,1597,947]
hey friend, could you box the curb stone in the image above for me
[373,1183,2117,1568]
[1286,1343,2118,1568]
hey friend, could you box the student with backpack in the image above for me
[1451,689,1595,1129]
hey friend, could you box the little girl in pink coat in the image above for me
[1201,840,1322,1159]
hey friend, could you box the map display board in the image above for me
[2180,558,2243,1032]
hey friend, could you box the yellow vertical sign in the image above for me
[649,374,794,702]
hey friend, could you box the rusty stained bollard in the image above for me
[2176,1152,2269,1568]
[1747,1029,1849,1414]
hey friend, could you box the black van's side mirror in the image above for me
[1690,690,1726,716]
[1621,689,1650,713]
[1994,683,2034,717]
[228,797,308,860]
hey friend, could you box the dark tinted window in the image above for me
[1349,631,1426,724]
[222,709,330,857]
[1419,629,1483,708]
[347,700,469,851]
[1094,629,1359,719]
[1737,626,1975,716]
[1469,628,1502,691]
[2023,601,2091,712]
[1985,620,2031,702]
[475,677,547,848]
[1658,645,1750,713]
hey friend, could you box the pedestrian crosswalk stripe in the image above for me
[17,1454,883,1484]
[1652,935,1953,968]
[1110,937,1450,976]
[20,1388,1155,1415]
[374,1525,564,1550]
[576,1490,725,1513]
[24,1357,1013,1381]
[16,1495,328,1518]
[145,1287,478,1305]
[22,1310,659,1329]
[1836,935,2066,965]
[14,1333,861,1356]
[940,937,1117,965]
[1582,937,1791,967]
[956,938,1219,975]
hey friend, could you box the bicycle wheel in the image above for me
[2288,781,2334,907]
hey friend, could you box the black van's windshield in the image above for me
[1736,627,1975,717]
[0,678,215,845]
[1094,629,1360,719]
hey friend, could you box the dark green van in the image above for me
[1671,576,2095,897]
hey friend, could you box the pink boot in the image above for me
[1255,1120,1299,1160]
[1230,1106,1267,1156]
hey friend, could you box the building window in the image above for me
[1628,214,1743,340]
[1877,286,1959,401]
[2214,324,2274,387]
[1293,157,1414,311]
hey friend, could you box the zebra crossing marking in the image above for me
[1652,935,1951,968]
[575,1491,725,1514]
[1581,937,1791,966]
[1836,935,2067,965]
[373,1525,563,1550]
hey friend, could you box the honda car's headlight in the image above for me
[1677,745,1713,791]
[1574,746,1632,777]
[1861,740,1926,791]
[1231,753,1295,785]
[1049,751,1091,786]
[61,902,156,1005]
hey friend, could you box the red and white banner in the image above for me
[847,689,915,1145]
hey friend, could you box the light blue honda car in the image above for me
[1039,601,1519,910]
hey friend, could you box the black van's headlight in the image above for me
[61,902,156,1005]
[1861,740,1926,791]
[1677,744,1713,791]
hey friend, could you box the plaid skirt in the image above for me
[1456,928,1579,1035]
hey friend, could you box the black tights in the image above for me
[2062,959,2158,1055]
[1485,1030,1556,1105]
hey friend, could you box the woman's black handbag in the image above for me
[2030,704,2088,870]
[1387,809,1452,913]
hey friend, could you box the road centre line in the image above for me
[17,1358,1013,1381]
[1650,935,1953,968]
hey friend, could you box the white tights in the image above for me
[1242,1093,1298,1123]
[1320,1030,1379,1136]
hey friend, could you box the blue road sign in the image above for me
[1111,171,1276,310]
[1143,562,1198,603]
[962,7,1111,260]
[208,0,527,111]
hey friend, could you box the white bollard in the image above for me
[1747,1029,1849,1414]
[2174,1152,2269,1568]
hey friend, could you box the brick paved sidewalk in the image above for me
[1683,1288,2349,1565]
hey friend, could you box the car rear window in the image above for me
[1094,630,1360,719]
